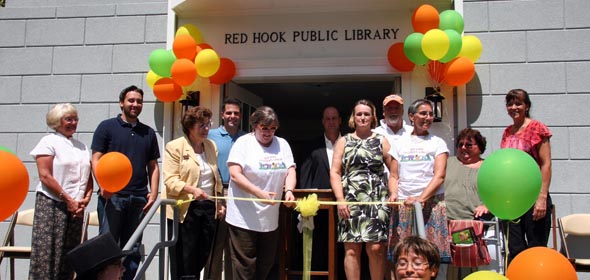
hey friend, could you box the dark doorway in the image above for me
[240,80,397,169]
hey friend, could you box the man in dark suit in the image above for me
[300,106,342,189]
[292,106,342,279]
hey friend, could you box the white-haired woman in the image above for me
[29,103,93,279]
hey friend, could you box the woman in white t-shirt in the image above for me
[226,106,296,280]
[29,103,93,279]
[386,99,451,273]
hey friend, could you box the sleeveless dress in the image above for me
[337,133,390,243]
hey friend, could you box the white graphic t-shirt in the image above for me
[225,133,295,232]
[389,134,449,199]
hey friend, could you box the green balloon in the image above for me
[0,146,15,155]
[403,33,429,66]
[477,148,542,221]
[439,10,464,34]
[439,29,462,63]
[148,49,176,77]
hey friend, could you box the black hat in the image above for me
[67,233,132,279]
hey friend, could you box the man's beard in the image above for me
[386,115,401,126]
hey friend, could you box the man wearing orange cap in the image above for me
[374,94,413,146]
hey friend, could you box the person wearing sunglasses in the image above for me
[163,106,224,279]
[444,128,491,278]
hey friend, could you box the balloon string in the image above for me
[176,196,404,207]
[505,223,510,272]
[503,218,519,272]
[426,62,442,89]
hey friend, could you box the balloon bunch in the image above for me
[146,24,237,102]
[387,5,483,88]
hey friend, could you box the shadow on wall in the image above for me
[465,72,483,126]
[153,102,165,134]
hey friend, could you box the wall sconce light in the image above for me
[425,87,444,122]
[180,91,200,114]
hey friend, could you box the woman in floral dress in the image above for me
[330,99,399,280]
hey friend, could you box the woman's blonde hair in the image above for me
[347,99,378,129]
[46,103,77,130]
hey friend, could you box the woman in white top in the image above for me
[226,106,296,280]
[386,99,451,272]
[163,106,224,279]
[29,103,93,279]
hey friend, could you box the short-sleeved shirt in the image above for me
[30,133,91,201]
[389,134,449,199]
[208,126,245,184]
[373,119,413,150]
[91,114,160,196]
[225,133,295,232]
[501,119,552,166]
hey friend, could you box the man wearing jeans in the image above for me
[91,85,160,280]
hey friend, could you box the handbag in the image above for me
[448,219,491,267]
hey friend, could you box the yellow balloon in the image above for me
[195,49,221,78]
[464,271,508,280]
[146,70,162,88]
[421,29,450,61]
[176,24,203,44]
[458,35,483,62]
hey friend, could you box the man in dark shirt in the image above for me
[91,85,160,280]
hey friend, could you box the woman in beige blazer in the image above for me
[163,106,224,279]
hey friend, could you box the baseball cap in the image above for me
[383,94,404,106]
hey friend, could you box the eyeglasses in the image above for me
[396,260,430,271]
[458,142,475,149]
[258,125,277,132]
[63,117,79,123]
[197,121,212,129]
[416,111,434,118]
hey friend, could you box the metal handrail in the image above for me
[413,202,426,239]
[122,198,179,280]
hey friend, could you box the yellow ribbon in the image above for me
[175,194,401,279]
[176,195,404,207]
[295,194,320,280]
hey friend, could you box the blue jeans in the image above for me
[98,194,146,280]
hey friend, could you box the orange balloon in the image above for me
[95,152,132,193]
[412,4,440,33]
[196,43,213,55]
[209,58,236,85]
[444,56,475,86]
[507,247,576,280]
[153,78,183,102]
[387,42,415,72]
[171,58,197,86]
[0,151,29,221]
[172,34,197,60]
